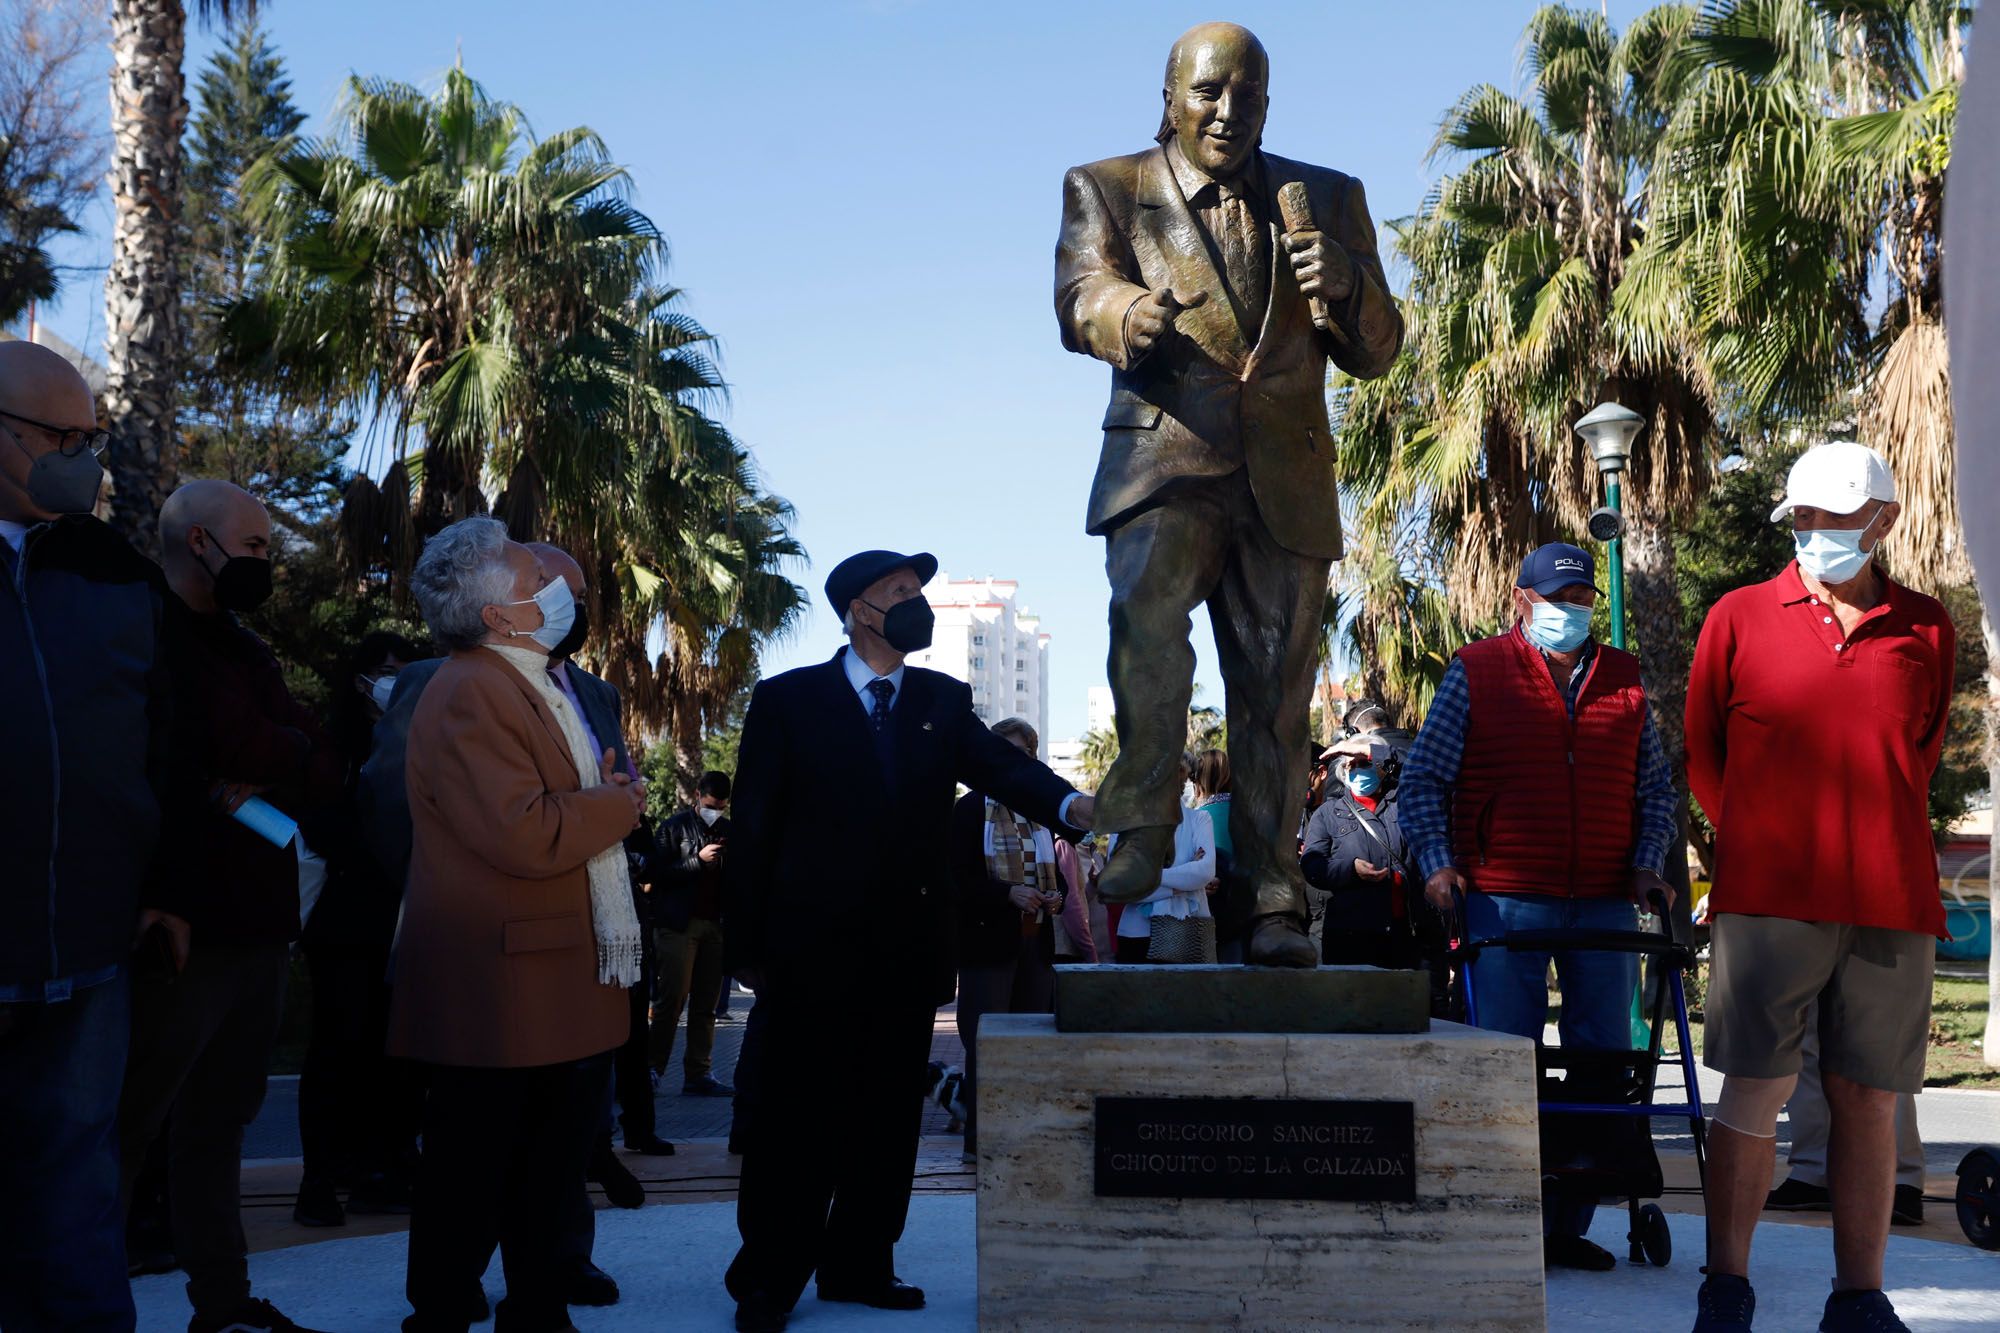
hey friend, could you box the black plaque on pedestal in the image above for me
[1094,1096,1416,1202]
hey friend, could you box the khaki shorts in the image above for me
[1705,914,1935,1093]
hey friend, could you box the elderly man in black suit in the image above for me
[722,549,1093,1333]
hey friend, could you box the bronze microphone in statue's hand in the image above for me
[1278,180,1353,328]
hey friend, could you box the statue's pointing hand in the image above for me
[1128,286,1209,357]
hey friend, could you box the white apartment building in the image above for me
[904,572,1051,740]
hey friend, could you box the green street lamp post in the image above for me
[1575,402,1646,649]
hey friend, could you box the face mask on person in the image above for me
[1794,526,1874,584]
[1523,599,1592,653]
[549,600,590,660]
[1345,767,1380,798]
[25,447,104,516]
[364,674,397,713]
[862,595,935,653]
[698,805,723,826]
[199,531,273,612]
[502,577,577,652]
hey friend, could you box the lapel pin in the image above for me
[922,721,934,731]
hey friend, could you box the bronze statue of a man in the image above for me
[1055,22,1402,966]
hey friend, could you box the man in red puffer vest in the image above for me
[1400,542,1680,1273]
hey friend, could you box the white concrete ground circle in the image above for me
[132,1198,2000,1331]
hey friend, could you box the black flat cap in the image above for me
[823,549,938,615]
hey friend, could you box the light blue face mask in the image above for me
[1524,599,1593,653]
[1794,526,1874,584]
[1345,768,1380,798]
[503,576,577,652]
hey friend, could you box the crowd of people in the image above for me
[0,329,1958,1333]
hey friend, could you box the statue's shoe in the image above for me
[1095,825,1176,903]
[1247,916,1318,968]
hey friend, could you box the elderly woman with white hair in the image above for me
[387,517,646,1333]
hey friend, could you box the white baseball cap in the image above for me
[1769,441,1896,522]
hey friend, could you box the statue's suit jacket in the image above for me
[1055,147,1403,560]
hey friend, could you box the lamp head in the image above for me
[1575,401,1644,474]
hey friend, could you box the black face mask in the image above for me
[863,595,934,653]
[200,532,273,613]
[550,600,590,661]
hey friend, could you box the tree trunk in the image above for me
[1623,510,1698,879]
[1985,616,1998,1068]
[102,0,187,556]
[671,695,703,808]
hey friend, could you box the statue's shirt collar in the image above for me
[1166,139,1266,206]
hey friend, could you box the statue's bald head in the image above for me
[1157,22,1269,180]
[0,341,99,523]
[524,542,585,596]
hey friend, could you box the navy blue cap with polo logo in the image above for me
[1515,542,1603,596]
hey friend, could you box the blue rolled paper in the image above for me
[232,795,298,848]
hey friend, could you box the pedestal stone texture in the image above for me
[1054,963,1431,1034]
[975,1014,1544,1331]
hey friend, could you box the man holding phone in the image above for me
[650,770,736,1100]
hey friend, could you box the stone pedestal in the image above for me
[975,1013,1544,1331]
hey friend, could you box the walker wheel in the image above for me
[1958,1147,2000,1251]
[1634,1203,1672,1267]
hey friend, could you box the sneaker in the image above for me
[684,1074,736,1097]
[1765,1177,1833,1211]
[291,1178,345,1228]
[188,1297,331,1333]
[1819,1289,1909,1332]
[1890,1184,1924,1226]
[1692,1273,1756,1332]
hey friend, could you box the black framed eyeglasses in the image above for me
[0,410,111,458]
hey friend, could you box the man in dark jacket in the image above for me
[651,769,734,1100]
[117,479,343,1333]
[0,341,188,1333]
[723,549,1091,1333]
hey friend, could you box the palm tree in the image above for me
[103,0,251,554]
[1336,5,1716,774]
[235,66,806,754]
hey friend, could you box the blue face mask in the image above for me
[502,577,577,653]
[1524,599,1593,653]
[1794,526,1874,584]
[1345,768,1380,798]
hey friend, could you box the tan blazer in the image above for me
[387,647,635,1068]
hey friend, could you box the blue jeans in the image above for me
[0,969,136,1332]
[1464,891,1638,1240]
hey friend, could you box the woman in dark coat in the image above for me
[1300,736,1421,970]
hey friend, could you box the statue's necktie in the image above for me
[867,678,895,732]
[1216,180,1269,337]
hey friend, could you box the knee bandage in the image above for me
[1712,1074,1797,1139]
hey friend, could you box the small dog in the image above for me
[925,1060,968,1133]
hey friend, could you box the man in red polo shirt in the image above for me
[1684,442,1954,1333]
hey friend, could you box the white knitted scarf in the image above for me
[483,644,643,987]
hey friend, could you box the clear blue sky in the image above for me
[37,0,1657,737]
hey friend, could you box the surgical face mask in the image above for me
[200,532,273,612]
[365,674,397,713]
[698,805,723,826]
[1523,599,1593,653]
[1794,526,1874,584]
[24,447,104,516]
[549,600,590,660]
[1345,767,1380,798]
[502,577,577,652]
[862,595,935,653]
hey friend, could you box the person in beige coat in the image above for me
[390,517,646,1333]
